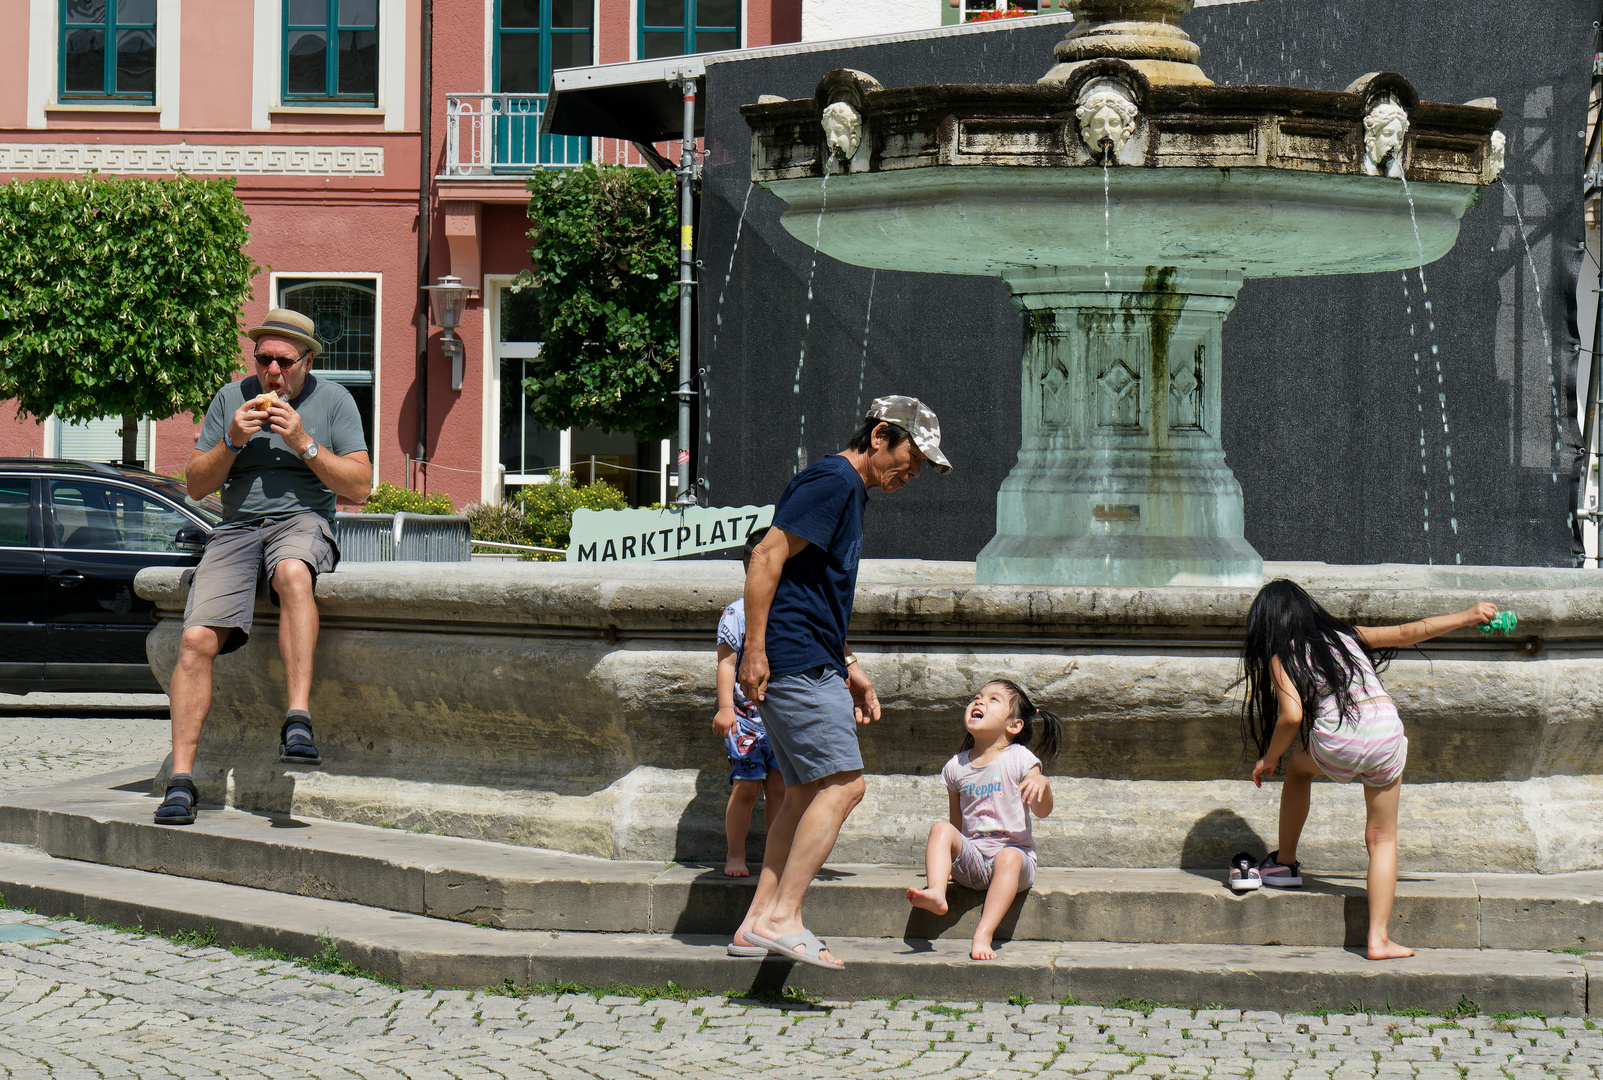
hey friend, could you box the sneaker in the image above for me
[1227,851,1261,891]
[1258,850,1303,887]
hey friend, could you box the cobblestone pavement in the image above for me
[0,715,168,795]
[0,909,1591,1079]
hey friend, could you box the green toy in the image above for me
[1479,611,1518,635]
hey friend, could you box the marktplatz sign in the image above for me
[567,504,774,562]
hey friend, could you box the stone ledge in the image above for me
[0,838,1589,1010]
[135,560,1603,638]
[10,768,1603,938]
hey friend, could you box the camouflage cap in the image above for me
[866,395,951,474]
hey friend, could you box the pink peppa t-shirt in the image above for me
[940,742,1043,856]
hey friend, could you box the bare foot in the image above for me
[723,856,749,877]
[971,935,996,961]
[1368,940,1415,960]
[906,887,949,915]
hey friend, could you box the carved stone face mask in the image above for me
[1076,89,1139,158]
[821,101,863,162]
[1363,102,1410,176]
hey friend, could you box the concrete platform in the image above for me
[0,838,1591,1012]
[5,767,1602,954]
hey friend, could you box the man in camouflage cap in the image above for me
[862,395,952,476]
[732,395,949,970]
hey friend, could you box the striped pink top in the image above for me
[1305,632,1406,784]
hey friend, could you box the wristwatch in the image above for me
[299,441,319,462]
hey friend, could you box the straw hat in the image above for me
[246,308,323,357]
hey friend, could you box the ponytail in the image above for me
[1026,707,1062,769]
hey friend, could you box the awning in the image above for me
[542,55,709,146]
[541,13,1076,143]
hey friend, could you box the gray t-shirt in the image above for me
[197,373,367,527]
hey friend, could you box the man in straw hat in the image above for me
[731,395,951,969]
[154,308,371,825]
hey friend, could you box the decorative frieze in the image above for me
[745,67,1503,186]
[0,143,385,176]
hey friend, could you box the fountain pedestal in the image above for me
[979,267,1261,586]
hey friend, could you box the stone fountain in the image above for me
[742,0,1506,587]
[112,6,1602,884]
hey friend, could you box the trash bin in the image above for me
[333,512,470,562]
[393,512,472,562]
[334,512,395,563]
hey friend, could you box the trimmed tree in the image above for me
[0,174,260,462]
[516,162,678,441]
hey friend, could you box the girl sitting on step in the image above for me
[1241,579,1497,960]
[907,679,1062,960]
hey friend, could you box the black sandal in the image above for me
[279,719,322,765]
[154,778,198,825]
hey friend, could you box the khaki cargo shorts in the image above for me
[182,513,339,655]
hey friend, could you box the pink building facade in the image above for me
[0,0,801,509]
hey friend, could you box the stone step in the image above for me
[0,839,1592,1013]
[4,768,1601,953]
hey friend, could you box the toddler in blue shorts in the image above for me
[713,528,786,877]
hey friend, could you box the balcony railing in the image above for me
[442,94,589,177]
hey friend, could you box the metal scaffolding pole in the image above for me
[672,73,701,508]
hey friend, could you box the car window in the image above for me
[146,479,224,526]
[0,480,29,547]
[49,481,193,552]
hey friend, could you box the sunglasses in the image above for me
[253,351,308,369]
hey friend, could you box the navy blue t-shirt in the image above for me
[764,454,868,680]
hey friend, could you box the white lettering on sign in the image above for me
[567,505,776,563]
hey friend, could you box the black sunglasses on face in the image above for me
[253,351,308,368]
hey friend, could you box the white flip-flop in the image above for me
[744,928,844,970]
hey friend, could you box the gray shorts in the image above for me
[183,513,338,655]
[760,665,862,787]
[952,836,1038,892]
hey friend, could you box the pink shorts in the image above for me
[951,835,1037,891]
[1307,711,1408,788]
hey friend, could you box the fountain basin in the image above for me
[137,561,1603,874]
[764,167,1479,279]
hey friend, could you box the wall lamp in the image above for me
[423,274,473,391]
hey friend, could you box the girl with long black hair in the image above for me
[1242,579,1496,960]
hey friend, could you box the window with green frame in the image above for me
[639,0,738,61]
[283,0,378,105]
[497,0,592,94]
[60,0,157,102]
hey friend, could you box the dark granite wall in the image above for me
[697,1,1591,567]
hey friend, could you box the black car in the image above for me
[0,459,221,694]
